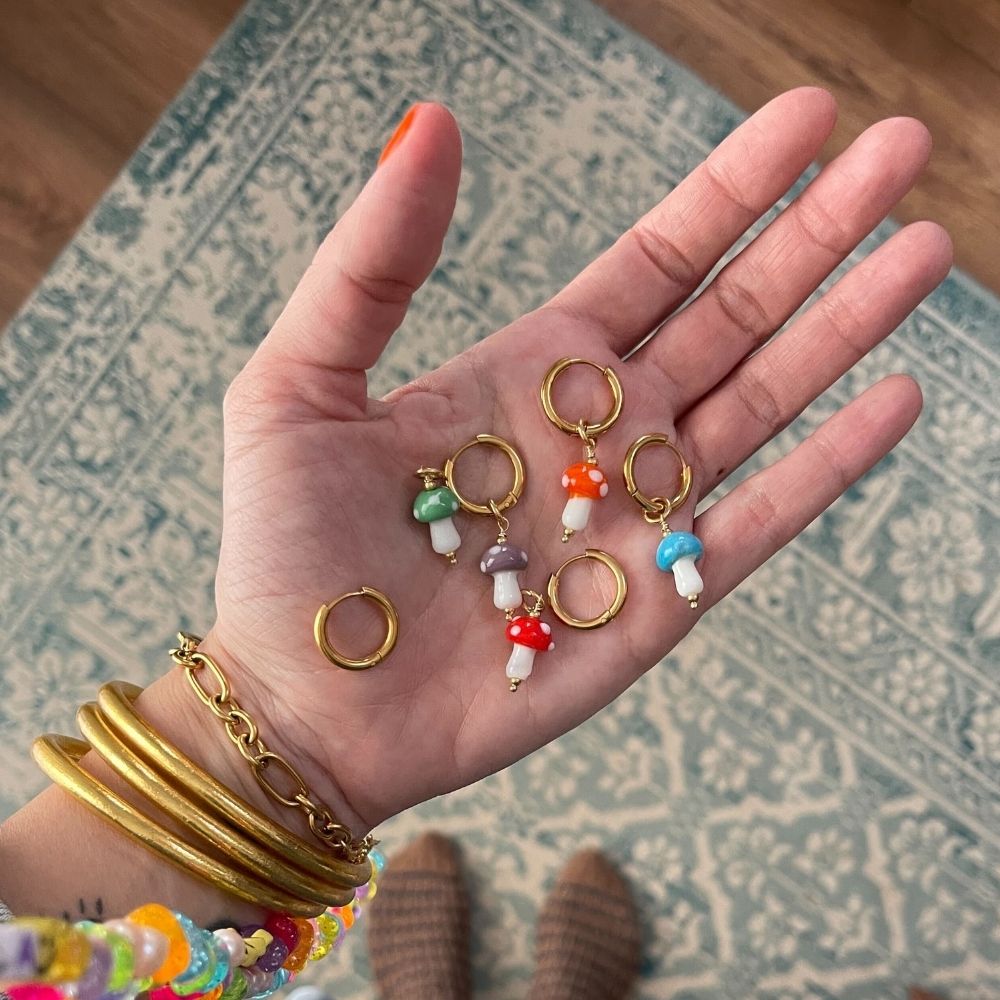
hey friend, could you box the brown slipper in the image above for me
[528,849,641,1000]
[366,832,472,1000]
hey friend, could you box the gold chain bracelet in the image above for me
[169,631,375,864]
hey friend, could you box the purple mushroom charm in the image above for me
[480,543,529,611]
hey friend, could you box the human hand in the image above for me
[204,89,951,836]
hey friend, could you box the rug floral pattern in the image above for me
[1,1,998,996]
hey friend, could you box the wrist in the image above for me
[178,626,371,849]
[0,665,270,925]
[0,628,367,925]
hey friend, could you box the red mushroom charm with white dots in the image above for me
[504,613,554,691]
[560,461,609,542]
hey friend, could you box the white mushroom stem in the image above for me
[561,496,593,533]
[429,517,461,556]
[492,572,523,610]
[671,557,704,601]
[505,644,536,681]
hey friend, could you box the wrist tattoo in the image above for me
[62,897,104,922]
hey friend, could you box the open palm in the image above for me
[204,90,950,837]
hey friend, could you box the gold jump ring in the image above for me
[623,433,693,519]
[546,549,628,630]
[540,358,623,438]
[313,587,399,671]
[444,434,526,516]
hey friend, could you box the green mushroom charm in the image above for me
[413,468,462,564]
[655,530,704,608]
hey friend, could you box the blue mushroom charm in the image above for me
[655,531,705,608]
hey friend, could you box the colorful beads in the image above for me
[241,968,267,998]
[67,940,110,1000]
[280,921,313,973]
[0,927,44,981]
[171,962,213,995]
[236,930,271,969]
[251,968,288,1000]
[7,985,64,1000]
[149,986,182,1000]
[75,923,134,992]
[172,914,212,989]
[218,967,248,1000]
[211,930,245,969]
[329,905,354,932]
[1,853,384,1000]
[306,915,339,963]
[48,930,91,986]
[126,905,190,985]
[14,921,90,984]
[171,914,230,997]
[261,917,298,955]
[103,920,166,982]
[253,938,288,975]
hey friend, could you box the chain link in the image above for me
[169,631,375,864]
[487,499,511,542]
[575,419,598,463]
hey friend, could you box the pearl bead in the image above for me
[212,930,245,969]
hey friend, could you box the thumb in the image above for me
[244,103,462,414]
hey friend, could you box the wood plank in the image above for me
[0,0,243,323]
[910,0,1000,69]
[598,0,1000,291]
[0,0,997,328]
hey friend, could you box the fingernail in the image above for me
[378,105,420,166]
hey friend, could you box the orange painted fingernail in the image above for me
[378,105,420,166]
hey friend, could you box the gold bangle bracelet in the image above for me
[77,702,350,908]
[98,681,371,889]
[31,734,328,917]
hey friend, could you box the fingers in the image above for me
[678,221,952,494]
[695,375,923,605]
[544,88,838,355]
[246,103,462,412]
[637,116,932,409]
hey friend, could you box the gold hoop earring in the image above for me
[313,587,399,670]
[540,358,623,542]
[623,433,704,609]
[546,549,628,629]
[444,434,530,617]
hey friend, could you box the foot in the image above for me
[366,832,471,1000]
[528,849,641,1000]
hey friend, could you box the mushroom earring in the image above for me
[481,542,529,612]
[503,590,555,691]
[443,434,529,616]
[623,433,705,609]
[412,467,462,564]
[540,358,623,542]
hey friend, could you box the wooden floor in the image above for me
[0,0,997,327]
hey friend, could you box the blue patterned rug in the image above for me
[1,1,998,996]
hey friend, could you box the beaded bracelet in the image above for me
[0,850,383,1000]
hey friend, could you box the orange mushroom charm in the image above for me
[560,461,609,542]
